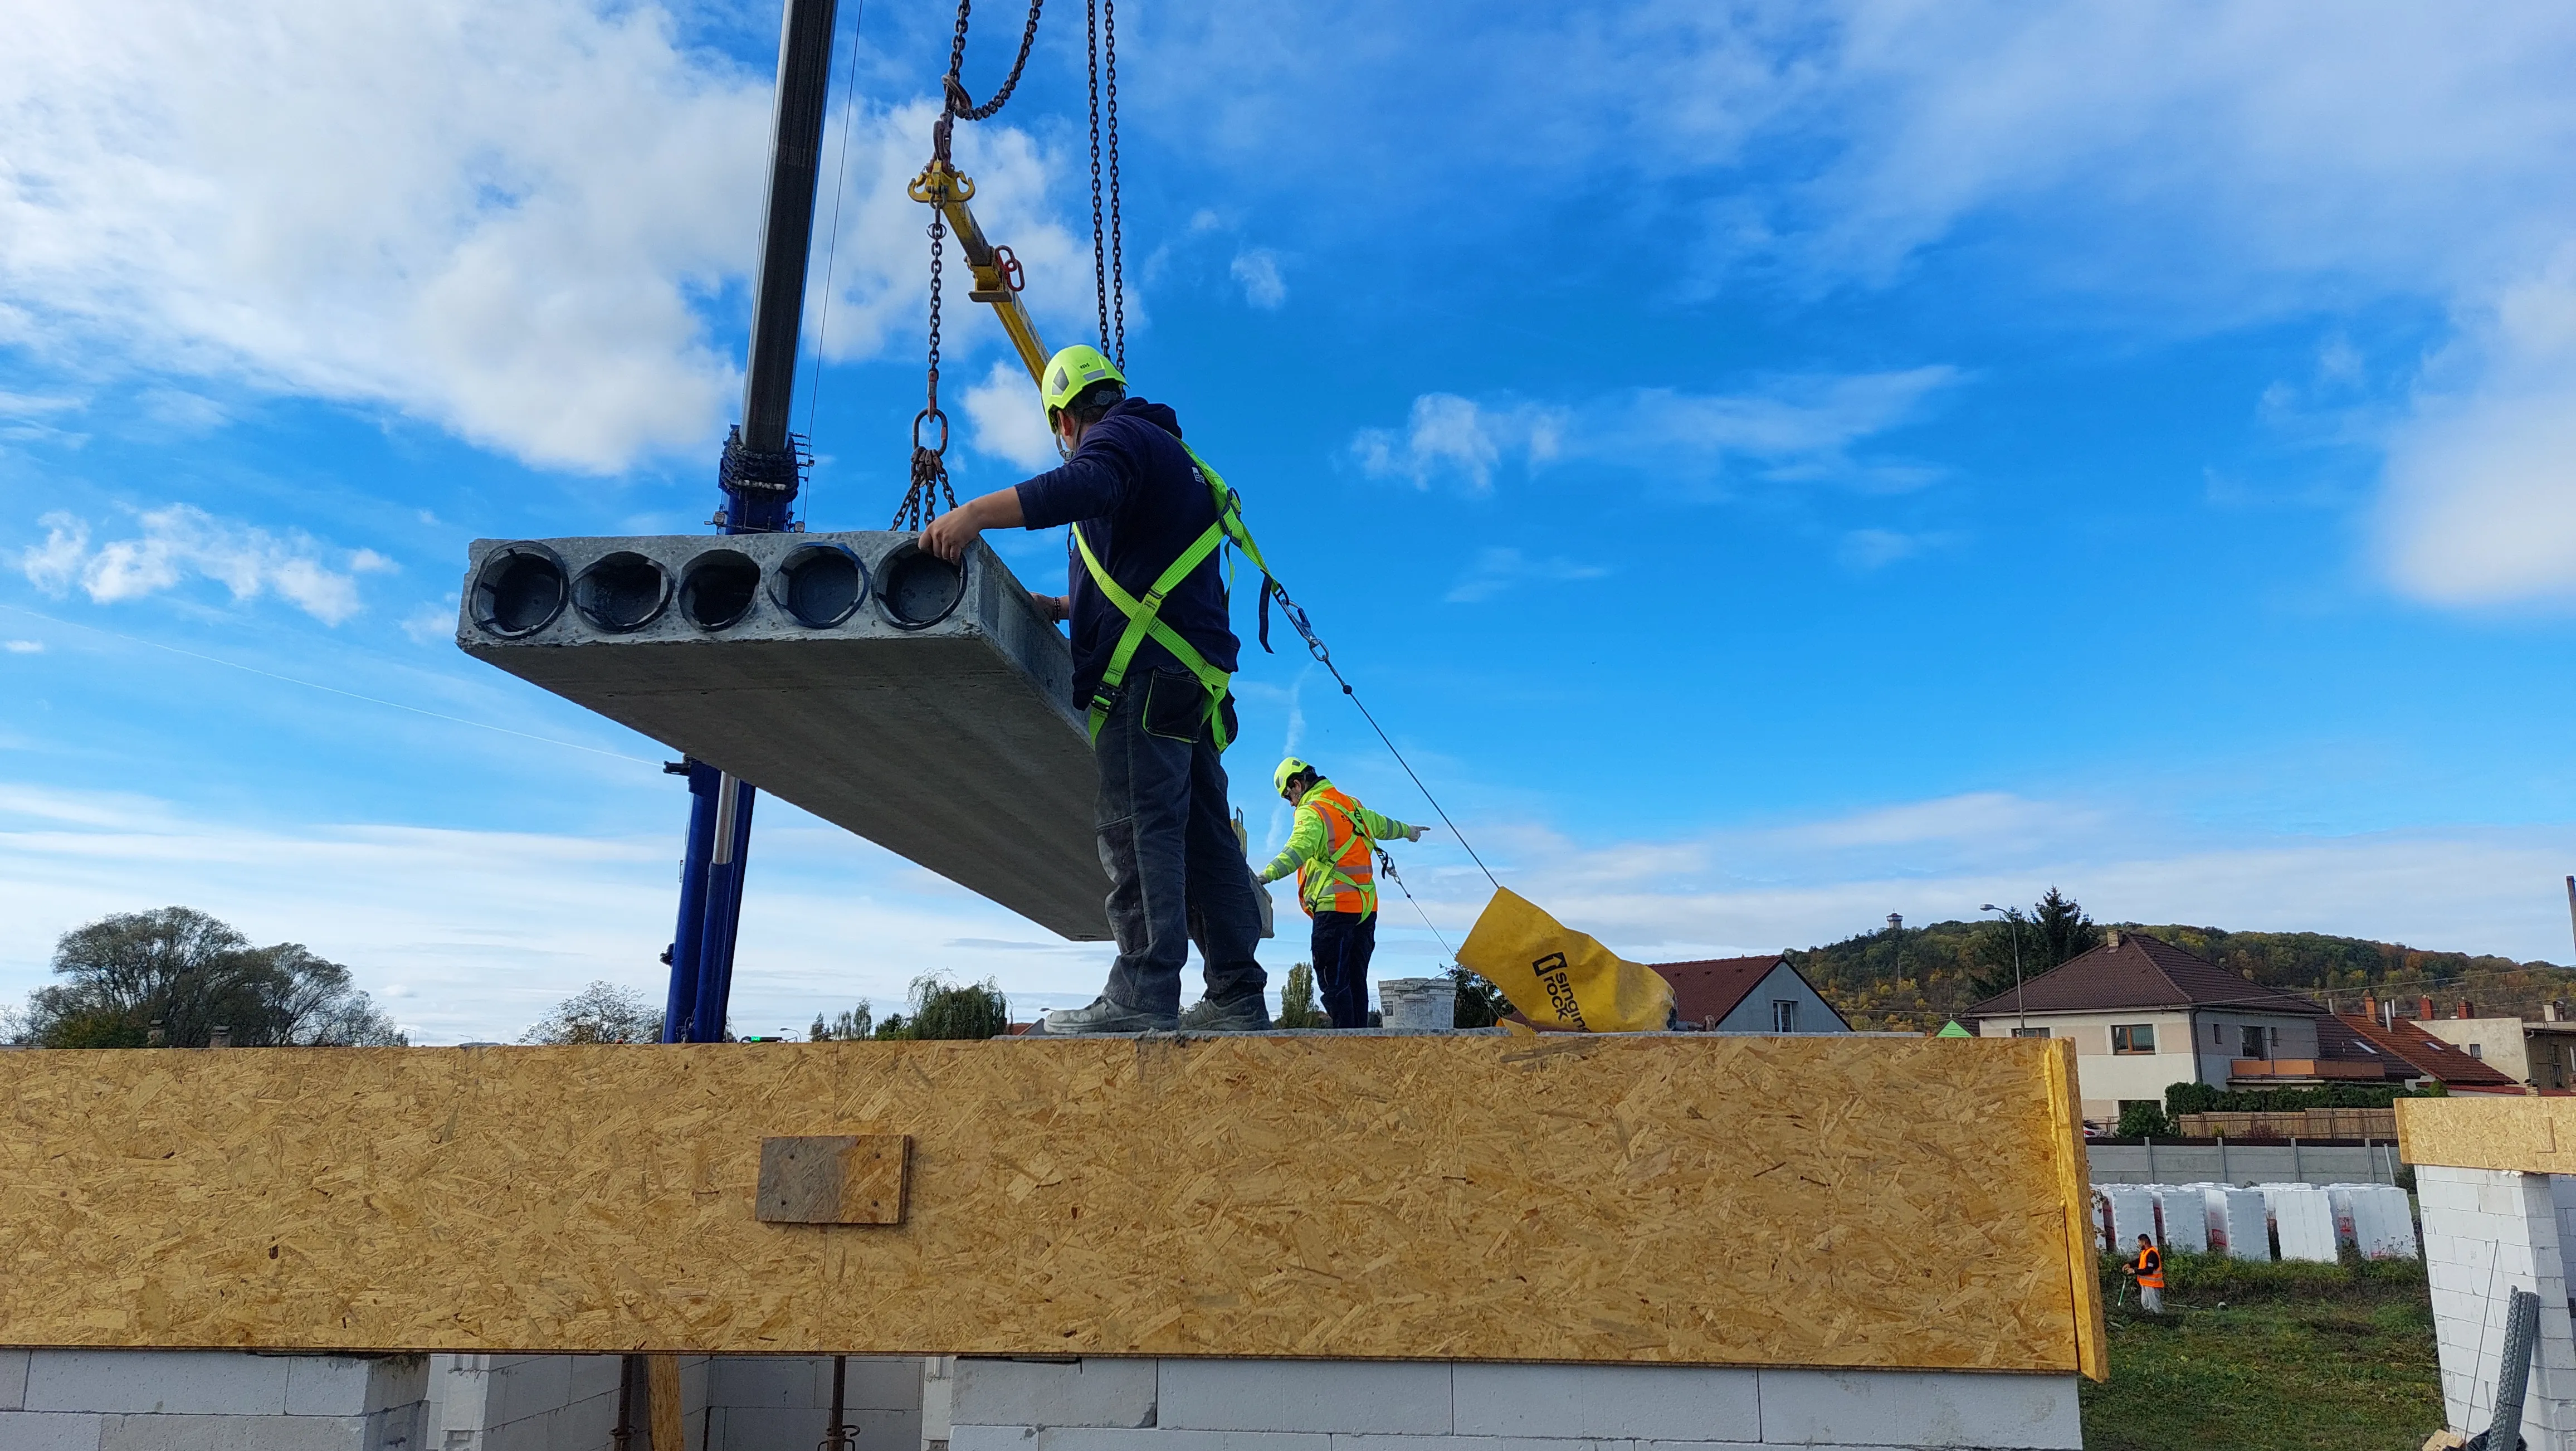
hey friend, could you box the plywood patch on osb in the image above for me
[2397,1093,2572,1172]
[0,1035,2096,1371]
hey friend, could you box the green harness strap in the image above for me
[1072,442,1275,751]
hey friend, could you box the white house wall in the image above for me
[1710,964,1850,1034]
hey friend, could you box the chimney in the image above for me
[2362,994,2378,1022]
[208,1025,231,1050]
[2550,1000,2568,1024]
[2418,996,2435,1021]
[147,1020,166,1048]
[2457,1000,2475,1020]
[2107,928,2123,948]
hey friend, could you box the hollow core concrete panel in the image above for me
[458,531,1108,940]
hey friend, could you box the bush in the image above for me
[868,976,1008,1040]
[523,981,663,1044]
[1451,968,1510,1028]
[1278,963,1326,1029]
[2164,1080,2430,1114]
[2116,1101,2174,1137]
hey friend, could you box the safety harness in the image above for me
[1072,442,1274,749]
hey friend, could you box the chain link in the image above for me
[1087,0,1108,355]
[894,210,957,531]
[944,0,1046,124]
[1105,0,1123,369]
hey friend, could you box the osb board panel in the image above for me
[0,1035,2099,1373]
[2396,1093,2574,1172]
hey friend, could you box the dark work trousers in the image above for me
[1310,909,1379,1029]
[1094,667,1266,1016]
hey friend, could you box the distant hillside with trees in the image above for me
[1790,889,2576,1033]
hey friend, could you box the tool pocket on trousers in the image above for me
[1141,668,1207,742]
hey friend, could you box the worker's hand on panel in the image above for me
[1028,591,1070,624]
[922,508,978,563]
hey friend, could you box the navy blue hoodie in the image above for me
[1013,397,1240,709]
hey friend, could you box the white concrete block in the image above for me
[565,1353,623,1404]
[96,1411,377,1450]
[712,1356,822,1409]
[482,1355,574,1428]
[1160,1361,1451,1435]
[1040,1431,1333,1451]
[1753,1370,2083,1449]
[954,1359,1159,1429]
[2261,1184,2339,1263]
[0,1410,102,1450]
[1336,1437,1647,1450]
[2101,1187,2157,1250]
[953,1428,1038,1451]
[716,1404,919,1450]
[283,1356,425,1417]
[2150,1187,2208,1254]
[2206,1187,2270,1261]
[1452,1362,1757,1440]
[26,1351,291,1416]
[0,1350,27,1412]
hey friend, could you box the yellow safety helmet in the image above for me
[1273,757,1315,798]
[1041,344,1126,424]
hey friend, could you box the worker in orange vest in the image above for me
[2126,1233,2165,1313]
[1258,758,1426,1029]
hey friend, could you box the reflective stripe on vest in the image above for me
[1071,442,1267,752]
[2136,1247,2163,1288]
[1295,784,1377,917]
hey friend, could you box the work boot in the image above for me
[1178,993,1274,1033]
[1035,996,1178,1035]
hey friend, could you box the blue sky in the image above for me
[7,2,2576,1042]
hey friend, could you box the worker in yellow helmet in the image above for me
[924,345,1269,1034]
[1257,758,1428,1029]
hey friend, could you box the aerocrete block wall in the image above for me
[2418,1166,2576,1450]
[0,1350,427,1450]
[2150,1187,2208,1254]
[2259,1184,2340,1263]
[456,531,1108,941]
[421,1352,925,1450]
[946,1357,2085,1450]
[2084,1141,2399,1186]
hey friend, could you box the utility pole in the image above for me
[2565,876,2575,966]
[662,0,842,1044]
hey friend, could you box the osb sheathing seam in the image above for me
[2397,1093,2572,1173]
[0,1035,2089,1370]
[2042,1037,2109,1382]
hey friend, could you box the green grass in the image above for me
[2080,1252,2444,1451]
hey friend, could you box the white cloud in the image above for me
[3,640,40,654]
[2379,260,2576,606]
[961,358,1058,471]
[804,100,1102,376]
[1230,248,1286,309]
[1354,369,1954,493]
[0,0,772,472]
[19,505,388,624]
[1351,393,1565,491]
[1444,547,1608,605]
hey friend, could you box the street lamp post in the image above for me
[1982,903,2026,1034]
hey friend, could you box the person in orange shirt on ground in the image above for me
[2126,1232,2165,1313]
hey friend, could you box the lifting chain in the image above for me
[1086,0,1123,368]
[892,207,957,532]
[943,0,1045,125]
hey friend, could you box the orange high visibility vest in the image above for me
[2134,1244,2163,1289]
[1297,785,1379,917]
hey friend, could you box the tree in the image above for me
[902,976,1008,1040]
[811,1001,875,1042]
[1278,962,1325,1028]
[2032,887,2102,968]
[1964,910,2033,1002]
[1451,968,1510,1028]
[22,907,406,1048]
[521,981,663,1044]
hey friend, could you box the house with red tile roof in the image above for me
[1651,955,1851,1034]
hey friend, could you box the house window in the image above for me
[2212,1022,2223,1044]
[2012,1026,2050,1039]
[2112,1024,2157,1055]
[2240,1025,2266,1059]
[2467,1043,2484,1059]
[1772,1000,1798,1033]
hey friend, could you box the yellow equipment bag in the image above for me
[1456,887,1676,1033]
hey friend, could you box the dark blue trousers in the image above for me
[1094,668,1266,1015]
[1311,909,1378,1029]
